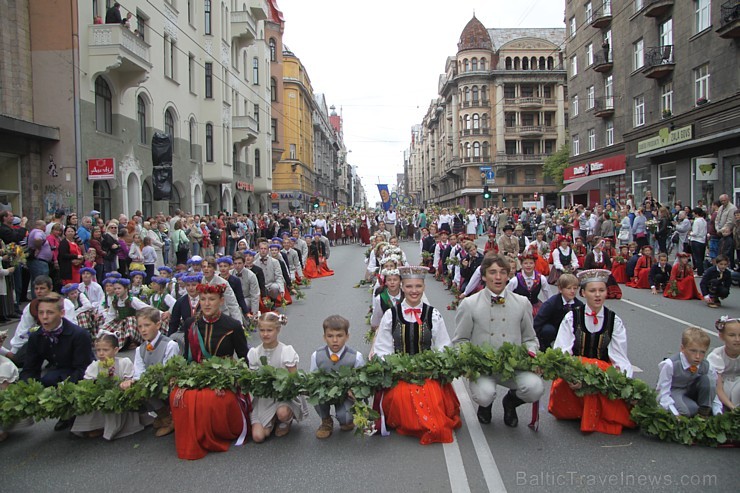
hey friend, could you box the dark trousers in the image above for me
[691,241,706,275]
[538,323,558,352]
[718,236,735,268]
[145,264,155,283]
[636,234,648,250]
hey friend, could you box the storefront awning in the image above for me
[559,176,600,194]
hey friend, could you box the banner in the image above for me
[377,184,391,211]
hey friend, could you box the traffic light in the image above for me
[502,195,507,203]
[312,198,319,209]
[483,186,492,200]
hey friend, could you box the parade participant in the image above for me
[120,308,180,437]
[129,270,146,299]
[0,351,29,442]
[201,257,244,323]
[708,317,740,412]
[187,255,204,274]
[313,227,332,261]
[459,241,483,293]
[358,212,372,246]
[387,236,409,265]
[71,332,151,440]
[61,283,99,337]
[268,243,293,305]
[530,230,551,276]
[217,256,251,316]
[305,234,333,279]
[372,265,461,444]
[167,274,202,337]
[663,253,702,300]
[453,254,543,427]
[506,253,552,316]
[369,267,403,356]
[147,277,176,322]
[366,240,387,281]
[173,283,249,460]
[243,250,267,299]
[533,274,583,352]
[248,312,308,442]
[432,230,450,279]
[648,253,672,295]
[483,228,498,254]
[625,242,640,279]
[656,327,717,417]
[254,240,286,301]
[497,224,520,262]
[626,245,655,289]
[700,255,732,308]
[550,269,635,435]
[574,236,587,268]
[584,240,622,299]
[282,237,304,282]
[79,267,104,309]
[610,245,630,284]
[310,315,365,439]
[101,278,148,349]
[292,228,308,267]
[549,235,579,284]
[602,237,616,260]
[437,208,453,233]
[20,293,94,431]
[231,252,260,315]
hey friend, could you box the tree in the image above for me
[543,144,570,186]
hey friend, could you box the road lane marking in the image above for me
[619,299,717,337]
[453,379,508,493]
[443,434,472,493]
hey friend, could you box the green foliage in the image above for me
[543,143,570,186]
[1,345,737,446]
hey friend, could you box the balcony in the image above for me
[87,24,151,89]
[231,11,257,48]
[593,98,615,118]
[248,0,269,20]
[591,52,613,73]
[203,162,234,184]
[520,97,543,108]
[643,45,674,79]
[495,152,550,165]
[461,99,491,108]
[232,115,259,144]
[717,1,740,38]
[590,5,612,28]
[461,128,491,137]
[461,156,487,164]
[643,0,674,18]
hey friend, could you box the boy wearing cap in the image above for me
[79,267,104,309]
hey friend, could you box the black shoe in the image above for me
[54,418,74,431]
[477,404,492,424]
[502,390,525,427]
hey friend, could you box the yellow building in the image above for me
[273,48,315,211]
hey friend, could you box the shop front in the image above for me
[560,154,626,209]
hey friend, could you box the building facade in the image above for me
[565,0,740,209]
[407,17,567,210]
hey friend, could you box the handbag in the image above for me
[636,232,646,239]
[617,229,629,241]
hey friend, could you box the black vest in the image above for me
[390,303,434,355]
[571,305,615,363]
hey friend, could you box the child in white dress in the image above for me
[247,312,308,443]
[708,317,740,412]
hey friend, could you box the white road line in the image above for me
[619,298,717,337]
[443,433,472,493]
[452,379,508,493]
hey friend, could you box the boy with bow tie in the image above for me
[533,274,583,351]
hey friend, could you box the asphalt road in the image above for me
[1,241,737,493]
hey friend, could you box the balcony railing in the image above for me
[644,0,674,18]
[503,97,555,107]
[717,1,740,38]
[591,52,613,73]
[461,128,491,136]
[87,24,151,88]
[591,3,612,28]
[495,152,551,164]
[461,156,489,163]
[593,98,615,117]
[461,100,491,108]
[232,115,259,143]
[643,45,675,79]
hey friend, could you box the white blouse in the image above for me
[372,300,450,358]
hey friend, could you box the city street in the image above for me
[1,241,737,493]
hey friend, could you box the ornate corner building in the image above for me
[407,16,568,209]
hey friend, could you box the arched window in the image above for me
[480,57,487,70]
[252,57,259,84]
[142,180,152,219]
[463,114,470,130]
[547,56,554,70]
[164,108,176,152]
[270,77,277,102]
[464,87,470,102]
[482,142,489,157]
[539,56,546,70]
[255,148,261,177]
[464,142,471,157]
[95,77,112,134]
[269,38,277,62]
[463,59,469,72]
[473,142,481,157]
[481,85,488,102]
[472,86,479,103]
[531,57,537,70]
[169,185,181,217]
[522,57,529,70]
[472,114,480,129]
[471,57,478,71]
[137,95,146,144]
[189,118,196,160]
[93,181,111,221]
[505,57,512,70]
[205,123,214,162]
[482,113,489,128]
[514,57,520,70]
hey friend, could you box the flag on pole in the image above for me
[377,184,391,211]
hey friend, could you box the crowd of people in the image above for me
[0,196,737,453]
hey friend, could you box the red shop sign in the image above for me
[563,154,626,183]
[236,181,253,192]
[87,158,115,180]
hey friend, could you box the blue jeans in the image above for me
[28,259,50,298]
[191,242,200,256]
[709,238,720,259]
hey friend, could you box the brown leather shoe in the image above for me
[154,416,174,437]
[315,418,334,439]
[275,421,292,438]
[339,423,355,432]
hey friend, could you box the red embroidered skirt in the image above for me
[663,276,702,300]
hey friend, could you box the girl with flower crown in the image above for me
[663,252,702,300]
[100,278,148,349]
[709,317,740,412]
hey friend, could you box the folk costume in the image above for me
[656,353,718,417]
[700,265,732,306]
[663,255,702,300]
[61,284,100,337]
[708,331,740,411]
[172,284,250,460]
[372,266,461,444]
[506,262,552,316]
[550,269,635,435]
[626,250,654,289]
[610,252,629,284]
[533,294,584,352]
[101,279,148,349]
[549,238,579,284]
[584,249,622,299]
[304,238,333,279]
[310,344,365,430]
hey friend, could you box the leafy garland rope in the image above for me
[0,344,737,446]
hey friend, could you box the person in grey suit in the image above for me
[453,254,544,427]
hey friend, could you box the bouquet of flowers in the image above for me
[262,297,275,311]
[446,256,460,267]
[646,219,658,234]
[421,251,433,268]
[446,298,460,311]
[668,280,679,298]
[293,288,305,300]
[1,243,28,268]
[300,277,311,288]
[614,255,626,264]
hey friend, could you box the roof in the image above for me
[458,15,493,52]
[487,28,565,51]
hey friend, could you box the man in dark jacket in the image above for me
[105,2,123,24]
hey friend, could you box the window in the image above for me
[187,0,193,24]
[189,118,196,159]
[632,168,650,205]
[205,123,214,162]
[570,55,578,77]
[136,11,147,41]
[586,43,593,66]
[472,86,479,102]
[188,54,196,93]
[142,180,152,220]
[659,163,677,204]
[569,16,576,38]
[269,38,277,62]
[694,64,710,103]
[572,95,579,116]
[525,168,536,185]
[587,86,595,109]
[205,62,213,98]
[605,75,614,108]
[270,77,277,102]
[271,118,277,142]
[93,181,111,221]
[252,58,259,84]
[471,58,478,71]
[255,149,261,177]
[482,142,489,157]
[588,128,596,151]
[695,0,710,33]
[633,39,644,70]
[463,59,469,72]
[603,0,612,15]
[572,134,580,156]
[164,108,175,151]
[204,0,212,34]
[289,144,296,160]
[506,168,517,184]
[164,36,176,80]
[633,95,645,127]
[661,82,673,115]
[606,120,614,146]
[473,142,481,158]
[634,0,643,12]
[95,77,112,134]
[660,19,673,47]
[253,104,259,131]
[472,114,480,129]
[463,87,470,102]
[585,2,593,24]
[137,95,147,144]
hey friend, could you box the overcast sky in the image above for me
[277,0,565,203]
